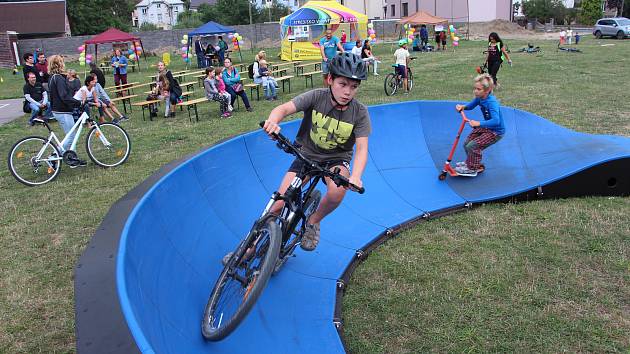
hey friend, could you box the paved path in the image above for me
[0,98,25,125]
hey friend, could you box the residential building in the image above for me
[255,0,300,11]
[377,0,515,22]
[338,0,386,19]
[135,0,185,30]
[0,0,70,38]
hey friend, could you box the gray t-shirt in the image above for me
[292,88,371,162]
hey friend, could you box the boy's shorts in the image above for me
[441,40,447,45]
[321,60,330,74]
[288,158,350,175]
[396,65,407,79]
[99,98,111,106]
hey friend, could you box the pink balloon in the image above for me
[453,41,459,46]
[77,46,84,53]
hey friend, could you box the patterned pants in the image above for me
[209,93,229,114]
[464,128,502,170]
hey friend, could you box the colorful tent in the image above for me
[279,1,368,61]
[186,21,240,65]
[84,28,145,71]
[399,11,448,25]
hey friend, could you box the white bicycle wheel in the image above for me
[85,123,131,167]
[8,136,62,186]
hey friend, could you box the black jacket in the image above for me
[49,73,80,113]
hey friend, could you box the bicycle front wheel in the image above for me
[202,215,281,341]
[86,123,131,167]
[384,73,397,96]
[8,136,61,186]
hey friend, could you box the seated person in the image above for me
[23,72,52,125]
[412,34,421,51]
[351,40,362,56]
[258,59,278,101]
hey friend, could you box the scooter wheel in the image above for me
[438,172,447,181]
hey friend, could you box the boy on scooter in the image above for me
[454,73,505,177]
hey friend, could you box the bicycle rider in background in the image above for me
[394,39,411,94]
[262,52,371,251]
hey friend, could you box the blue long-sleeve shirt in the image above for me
[222,68,240,86]
[464,94,505,135]
[111,55,128,75]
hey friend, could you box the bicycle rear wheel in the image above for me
[202,215,281,341]
[408,70,414,91]
[384,73,397,96]
[86,123,131,167]
[8,136,61,186]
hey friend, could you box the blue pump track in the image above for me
[74,101,629,353]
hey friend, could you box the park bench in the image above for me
[109,94,139,114]
[299,70,322,88]
[177,97,209,122]
[131,99,161,121]
[294,62,321,75]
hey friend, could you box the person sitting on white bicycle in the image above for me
[47,55,86,167]
[394,39,411,94]
[262,52,371,251]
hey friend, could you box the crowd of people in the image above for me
[194,36,229,69]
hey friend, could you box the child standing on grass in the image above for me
[454,73,505,177]
[215,67,233,112]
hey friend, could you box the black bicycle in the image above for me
[384,57,416,96]
[201,122,364,341]
[557,42,581,53]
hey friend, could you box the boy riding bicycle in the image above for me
[394,39,410,94]
[262,52,371,251]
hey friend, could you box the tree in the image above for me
[138,22,159,31]
[199,0,261,25]
[579,0,603,25]
[174,10,204,29]
[66,0,135,35]
[606,0,624,16]
[521,0,568,23]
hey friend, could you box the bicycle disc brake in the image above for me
[62,150,78,165]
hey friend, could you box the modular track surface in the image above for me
[75,101,630,353]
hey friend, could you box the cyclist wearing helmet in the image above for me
[394,39,411,94]
[262,52,371,251]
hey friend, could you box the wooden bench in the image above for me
[300,70,322,88]
[109,94,139,114]
[294,62,321,75]
[275,75,294,93]
[179,81,197,92]
[271,61,298,72]
[177,97,209,122]
[131,99,161,121]
[244,82,262,101]
[106,82,139,92]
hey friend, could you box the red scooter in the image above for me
[438,110,484,180]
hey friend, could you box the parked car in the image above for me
[593,17,630,39]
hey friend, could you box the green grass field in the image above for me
[0,37,628,352]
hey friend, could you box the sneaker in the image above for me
[272,96,278,100]
[68,158,87,169]
[227,104,234,112]
[169,112,176,118]
[454,165,477,176]
[373,73,380,76]
[246,107,254,112]
[221,252,234,266]
[112,118,121,125]
[222,112,231,118]
[300,223,320,251]
[265,97,273,101]
[455,161,467,168]
[119,115,129,121]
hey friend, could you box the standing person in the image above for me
[203,66,231,118]
[319,29,345,88]
[194,38,206,68]
[575,31,580,44]
[420,24,429,51]
[155,61,182,118]
[23,72,52,125]
[22,53,40,83]
[47,55,85,167]
[261,52,370,251]
[35,53,49,90]
[217,35,229,63]
[222,58,253,112]
[394,39,410,94]
[560,29,566,45]
[440,30,447,51]
[435,27,443,50]
[111,49,128,93]
[454,73,505,176]
[340,29,347,45]
[361,39,379,76]
[484,32,512,88]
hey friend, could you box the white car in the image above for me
[593,17,630,39]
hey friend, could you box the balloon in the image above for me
[86,59,91,64]
[370,34,376,39]
[410,27,415,32]
[407,38,412,44]
[86,54,92,60]
[181,46,187,52]
[183,34,188,40]
[77,46,84,53]
[129,54,136,60]
[181,39,187,44]
[454,36,460,41]
[403,24,408,29]
[367,23,373,29]
[453,41,459,46]
[79,61,85,66]
[234,32,239,37]
[181,53,187,58]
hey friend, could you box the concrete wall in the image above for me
[18,23,286,59]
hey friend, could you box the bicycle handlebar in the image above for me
[259,121,365,194]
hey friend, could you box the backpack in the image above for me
[247,61,258,79]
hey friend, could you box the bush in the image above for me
[138,22,159,31]
[579,0,603,25]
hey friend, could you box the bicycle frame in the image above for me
[37,112,113,157]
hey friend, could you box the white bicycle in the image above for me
[7,112,131,186]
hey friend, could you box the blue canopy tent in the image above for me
[186,21,240,67]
